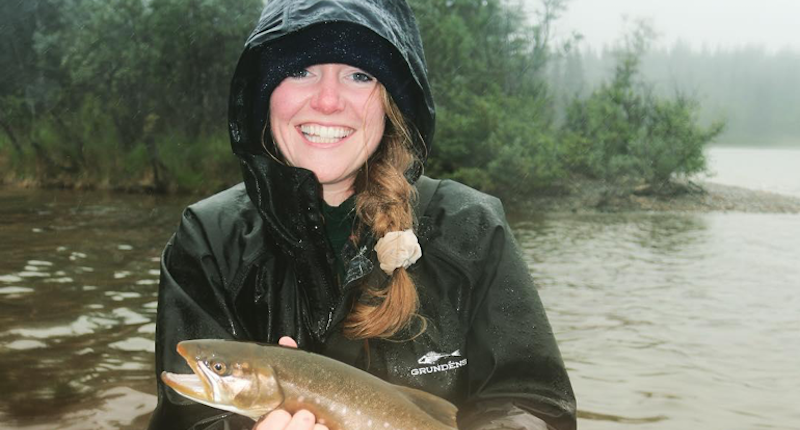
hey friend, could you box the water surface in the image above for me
[705,146,800,198]
[0,189,192,429]
[514,211,800,429]
[1,147,799,429]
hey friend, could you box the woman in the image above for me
[148,1,576,429]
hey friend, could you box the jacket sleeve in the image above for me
[148,207,254,430]
[457,197,576,430]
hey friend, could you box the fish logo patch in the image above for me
[417,349,461,365]
[411,349,467,376]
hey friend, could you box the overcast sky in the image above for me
[530,0,800,53]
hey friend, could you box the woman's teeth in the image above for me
[300,124,354,144]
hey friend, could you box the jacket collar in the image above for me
[239,152,382,341]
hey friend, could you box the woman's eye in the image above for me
[288,69,310,79]
[351,72,374,83]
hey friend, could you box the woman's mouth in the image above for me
[299,124,354,144]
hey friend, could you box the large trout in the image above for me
[161,339,458,430]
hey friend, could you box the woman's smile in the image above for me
[297,123,355,146]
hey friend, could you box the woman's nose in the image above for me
[310,76,345,114]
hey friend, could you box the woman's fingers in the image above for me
[253,409,328,430]
[285,410,319,430]
[278,336,298,348]
[255,409,292,429]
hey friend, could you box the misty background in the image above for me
[541,0,800,147]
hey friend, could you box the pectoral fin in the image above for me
[395,385,458,428]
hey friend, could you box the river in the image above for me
[1,146,798,429]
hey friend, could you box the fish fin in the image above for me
[395,385,458,427]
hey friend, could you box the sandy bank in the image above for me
[524,180,800,214]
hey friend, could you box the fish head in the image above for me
[161,339,284,420]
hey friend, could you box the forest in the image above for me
[4,0,790,202]
[550,40,800,147]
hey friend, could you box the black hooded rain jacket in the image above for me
[148,1,576,429]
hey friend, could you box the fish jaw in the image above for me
[160,340,284,421]
[161,341,214,403]
[162,369,265,420]
[161,371,208,400]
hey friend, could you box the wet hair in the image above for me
[344,85,424,340]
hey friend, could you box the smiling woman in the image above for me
[269,64,386,206]
[148,1,576,430]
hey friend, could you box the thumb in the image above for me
[278,336,298,348]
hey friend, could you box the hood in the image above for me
[224,1,434,343]
[228,0,435,162]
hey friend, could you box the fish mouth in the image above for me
[161,341,213,402]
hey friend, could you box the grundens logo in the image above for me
[410,349,467,376]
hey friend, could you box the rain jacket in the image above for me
[149,1,576,429]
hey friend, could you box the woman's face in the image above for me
[269,63,385,192]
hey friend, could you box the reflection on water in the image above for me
[0,189,193,430]
[2,188,799,429]
[512,212,800,429]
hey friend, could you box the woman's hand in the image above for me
[255,409,328,430]
[278,336,298,348]
[253,337,328,430]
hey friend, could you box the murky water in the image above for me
[2,148,799,429]
[513,211,800,429]
[0,189,193,430]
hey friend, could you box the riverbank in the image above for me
[5,177,800,214]
[523,179,800,214]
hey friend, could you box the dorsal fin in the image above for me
[394,384,458,428]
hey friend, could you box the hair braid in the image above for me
[344,86,423,340]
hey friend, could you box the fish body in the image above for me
[417,350,461,365]
[161,339,458,430]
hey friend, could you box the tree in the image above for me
[1,0,261,191]
[561,20,725,191]
[0,0,68,173]
[408,0,570,200]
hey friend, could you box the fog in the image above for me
[540,0,800,53]
[531,0,800,147]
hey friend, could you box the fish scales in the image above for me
[161,339,458,430]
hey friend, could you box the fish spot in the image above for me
[384,422,389,428]
[297,396,305,402]
[342,406,348,414]
[367,420,373,427]
[357,410,362,416]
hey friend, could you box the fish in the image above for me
[161,339,458,430]
[417,350,462,365]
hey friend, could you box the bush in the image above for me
[560,21,724,189]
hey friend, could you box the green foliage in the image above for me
[561,21,725,188]
[562,42,800,147]
[410,0,569,200]
[0,0,260,191]
[156,132,240,192]
[1,0,726,203]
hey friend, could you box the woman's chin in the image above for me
[313,171,353,187]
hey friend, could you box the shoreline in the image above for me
[521,180,800,214]
[3,179,800,215]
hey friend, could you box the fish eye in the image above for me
[211,361,227,375]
